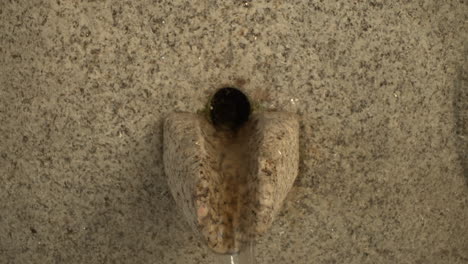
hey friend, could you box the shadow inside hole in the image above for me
[210,87,251,131]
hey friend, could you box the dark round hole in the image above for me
[210,87,251,131]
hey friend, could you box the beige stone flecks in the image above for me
[164,112,299,254]
[1,0,467,263]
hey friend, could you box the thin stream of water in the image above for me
[216,241,256,264]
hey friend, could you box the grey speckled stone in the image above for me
[0,0,467,263]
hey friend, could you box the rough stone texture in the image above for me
[0,0,467,263]
[164,112,299,254]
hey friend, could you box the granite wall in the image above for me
[1,1,467,263]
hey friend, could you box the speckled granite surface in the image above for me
[0,1,467,263]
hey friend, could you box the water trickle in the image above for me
[216,240,256,264]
